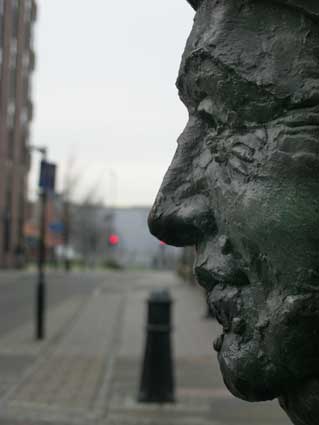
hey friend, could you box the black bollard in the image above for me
[138,289,175,403]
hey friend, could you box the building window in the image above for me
[20,107,28,126]
[9,57,18,114]
[11,0,19,38]
[24,21,30,50]
[0,17,3,48]
[16,176,25,259]
[7,102,16,160]
[3,174,13,253]
[9,39,18,99]
[20,130,28,164]
[7,128,15,160]
[0,49,3,78]
[3,211,11,253]
[10,70,17,100]
[0,2,3,75]
[9,38,17,69]
[7,101,15,127]
[25,0,32,22]
[22,51,29,71]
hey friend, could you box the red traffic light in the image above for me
[108,234,119,246]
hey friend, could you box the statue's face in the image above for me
[149,0,319,403]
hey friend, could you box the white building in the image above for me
[111,206,181,269]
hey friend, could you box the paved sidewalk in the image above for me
[0,271,291,425]
[107,272,290,425]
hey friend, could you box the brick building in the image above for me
[0,0,36,267]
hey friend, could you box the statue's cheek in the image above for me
[264,295,319,381]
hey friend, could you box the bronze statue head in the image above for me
[148,1,319,423]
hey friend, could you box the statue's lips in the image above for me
[194,265,227,292]
[194,265,245,347]
[209,299,231,354]
[207,285,244,352]
[208,292,234,332]
[195,262,250,354]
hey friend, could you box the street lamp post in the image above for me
[29,145,56,340]
[37,148,47,340]
[29,145,47,340]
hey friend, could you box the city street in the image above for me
[0,270,103,337]
[0,269,291,425]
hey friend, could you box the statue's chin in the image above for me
[279,380,319,425]
[217,334,282,402]
[219,342,319,425]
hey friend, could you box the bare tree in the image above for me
[61,156,83,271]
[61,157,112,269]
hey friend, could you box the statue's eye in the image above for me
[198,109,217,128]
[197,98,218,128]
[231,143,255,163]
[228,143,255,177]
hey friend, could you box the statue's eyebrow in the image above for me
[175,73,184,94]
[176,48,211,96]
[175,71,193,105]
[176,47,211,90]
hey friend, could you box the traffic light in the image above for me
[108,234,120,246]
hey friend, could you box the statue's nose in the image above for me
[148,192,214,247]
[148,119,215,247]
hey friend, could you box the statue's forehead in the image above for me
[180,0,319,79]
[188,0,319,19]
[275,0,319,18]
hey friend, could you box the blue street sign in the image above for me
[39,160,56,191]
[49,222,64,233]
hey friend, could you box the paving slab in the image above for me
[0,290,125,425]
[111,277,291,425]
[0,271,292,425]
[0,294,89,415]
[0,295,87,356]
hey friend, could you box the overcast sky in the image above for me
[29,0,194,206]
